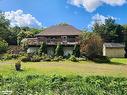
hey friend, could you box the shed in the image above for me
[103,43,125,58]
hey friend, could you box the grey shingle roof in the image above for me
[36,25,81,36]
[104,43,125,48]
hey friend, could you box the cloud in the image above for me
[68,0,127,12]
[4,10,42,28]
[88,13,117,28]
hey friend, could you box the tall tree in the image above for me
[93,18,124,43]
[0,13,11,43]
[80,33,103,58]
[17,30,34,45]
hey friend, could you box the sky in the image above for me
[0,0,127,30]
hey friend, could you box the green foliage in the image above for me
[29,28,42,35]
[80,34,103,59]
[0,39,8,53]
[21,38,28,51]
[0,75,127,95]
[15,61,21,71]
[73,45,80,57]
[53,56,63,62]
[42,55,52,62]
[93,18,124,43]
[92,56,110,63]
[17,30,34,45]
[55,44,63,57]
[31,55,42,62]
[57,22,69,26]
[0,54,19,60]
[0,13,11,43]
[69,55,78,62]
[19,54,31,62]
[125,41,127,58]
[38,42,47,55]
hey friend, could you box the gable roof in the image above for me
[104,43,125,48]
[36,25,81,36]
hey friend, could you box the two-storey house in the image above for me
[24,24,81,56]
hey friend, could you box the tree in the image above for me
[57,22,69,26]
[93,18,124,43]
[29,28,42,35]
[80,34,103,58]
[55,44,63,56]
[73,45,80,57]
[17,30,34,45]
[0,39,8,53]
[38,42,47,55]
[0,13,11,43]
[123,24,127,30]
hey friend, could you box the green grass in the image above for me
[111,58,127,64]
[0,59,127,77]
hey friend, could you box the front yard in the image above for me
[0,58,127,77]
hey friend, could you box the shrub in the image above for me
[80,34,103,59]
[55,44,63,57]
[53,56,63,61]
[73,45,80,57]
[2,54,19,60]
[20,54,31,62]
[15,61,21,71]
[2,54,13,60]
[11,54,19,59]
[31,55,42,62]
[69,55,78,62]
[38,42,47,56]
[43,57,51,62]
[92,55,110,63]
[0,39,8,53]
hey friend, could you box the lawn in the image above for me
[0,59,127,77]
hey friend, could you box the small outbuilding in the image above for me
[103,43,125,58]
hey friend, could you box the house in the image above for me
[103,43,125,58]
[24,24,81,56]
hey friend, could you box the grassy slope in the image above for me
[0,59,127,77]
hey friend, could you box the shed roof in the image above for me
[104,43,125,48]
[36,25,81,36]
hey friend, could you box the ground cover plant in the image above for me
[0,74,127,95]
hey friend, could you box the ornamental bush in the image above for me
[69,55,78,62]
[55,44,63,57]
[38,42,47,56]
[73,45,80,57]
[15,60,21,71]
[0,39,8,53]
